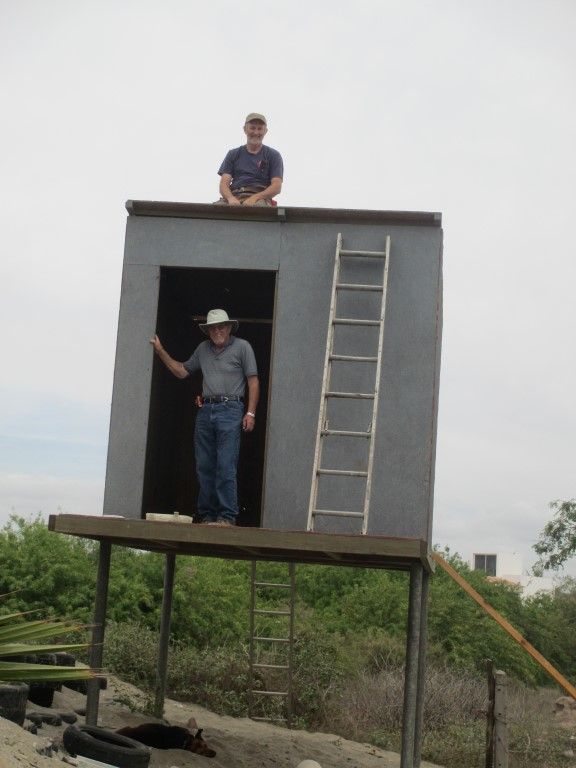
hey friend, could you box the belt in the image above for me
[231,186,265,194]
[202,395,244,404]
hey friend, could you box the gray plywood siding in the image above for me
[104,206,442,544]
[103,262,160,517]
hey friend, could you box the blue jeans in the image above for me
[194,401,243,523]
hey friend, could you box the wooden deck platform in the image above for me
[48,514,434,571]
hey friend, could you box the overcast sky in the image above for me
[1,0,575,576]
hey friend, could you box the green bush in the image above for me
[103,621,250,716]
[0,515,97,621]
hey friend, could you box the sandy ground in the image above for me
[0,675,445,768]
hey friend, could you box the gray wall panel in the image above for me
[103,262,160,517]
[261,227,335,529]
[125,216,281,270]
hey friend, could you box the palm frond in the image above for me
[0,596,98,684]
[0,662,99,682]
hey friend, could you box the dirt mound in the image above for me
[0,675,444,768]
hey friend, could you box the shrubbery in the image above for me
[2,515,576,687]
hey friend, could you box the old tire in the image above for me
[65,677,106,695]
[28,653,57,708]
[53,651,76,692]
[26,712,45,726]
[0,682,29,726]
[63,724,151,768]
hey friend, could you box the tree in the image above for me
[533,499,576,574]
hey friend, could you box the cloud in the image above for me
[0,472,103,529]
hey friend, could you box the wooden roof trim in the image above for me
[125,200,442,228]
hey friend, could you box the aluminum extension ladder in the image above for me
[248,561,296,726]
[306,233,391,534]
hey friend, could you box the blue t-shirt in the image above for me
[218,145,284,190]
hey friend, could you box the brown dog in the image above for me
[116,718,216,758]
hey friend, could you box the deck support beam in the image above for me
[86,540,112,725]
[401,562,424,768]
[153,553,176,718]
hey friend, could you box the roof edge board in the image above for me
[125,200,442,227]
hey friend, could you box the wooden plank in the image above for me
[433,553,576,700]
[485,660,495,768]
[125,200,443,228]
[48,514,431,571]
[493,670,508,768]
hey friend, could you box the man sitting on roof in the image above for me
[215,112,283,207]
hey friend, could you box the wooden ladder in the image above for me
[248,562,296,726]
[306,233,391,534]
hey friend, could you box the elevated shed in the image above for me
[50,201,442,768]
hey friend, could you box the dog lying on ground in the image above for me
[116,717,216,757]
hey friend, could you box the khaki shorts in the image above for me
[213,187,274,207]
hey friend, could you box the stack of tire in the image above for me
[27,653,58,707]
[63,725,151,767]
[0,681,29,726]
[53,651,76,692]
[0,651,77,724]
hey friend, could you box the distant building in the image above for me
[471,551,554,597]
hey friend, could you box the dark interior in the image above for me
[143,267,276,526]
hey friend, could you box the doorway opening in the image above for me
[143,267,276,527]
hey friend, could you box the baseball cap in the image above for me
[245,112,267,125]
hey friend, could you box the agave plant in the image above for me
[0,607,98,683]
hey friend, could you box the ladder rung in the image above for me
[251,690,289,697]
[312,509,365,518]
[317,468,368,477]
[253,663,290,670]
[322,429,371,437]
[253,636,291,643]
[333,318,380,326]
[254,609,291,616]
[340,249,387,257]
[336,282,383,292]
[254,581,291,589]
[325,392,375,399]
[330,354,378,362]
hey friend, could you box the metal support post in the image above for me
[86,540,112,725]
[286,562,296,728]
[413,569,430,768]
[400,563,423,768]
[248,561,257,720]
[153,553,176,718]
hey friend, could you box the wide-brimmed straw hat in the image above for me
[199,308,239,334]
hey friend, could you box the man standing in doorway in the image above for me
[216,113,283,206]
[150,309,259,526]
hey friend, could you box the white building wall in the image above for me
[520,575,555,598]
[496,552,522,582]
[471,551,555,596]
